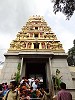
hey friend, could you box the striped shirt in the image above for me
[57,89,72,100]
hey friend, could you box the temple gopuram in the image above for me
[0,15,75,98]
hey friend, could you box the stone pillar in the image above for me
[49,57,54,100]
[24,63,26,77]
[21,61,26,78]
[20,57,23,79]
[48,58,52,89]
[46,62,50,88]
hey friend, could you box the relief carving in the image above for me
[21,42,26,49]
[40,33,43,38]
[10,43,15,49]
[47,42,51,49]
[58,44,62,49]
[15,42,21,49]
[27,42,32,49]
[41,42,46,49]
[30,33,33,37]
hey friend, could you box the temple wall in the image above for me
[0,56,20,84]
[51,58,74,89]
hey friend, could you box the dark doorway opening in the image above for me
[26,62,46,88]
[34,43,39,49]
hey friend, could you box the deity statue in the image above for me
[30,33,33,37]
[40,33,43,38]
[41,42,46,49]
[47,42,51,49]
[22,42,26,48]
[27,42,32,49]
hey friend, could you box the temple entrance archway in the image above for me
[25,62,47,88]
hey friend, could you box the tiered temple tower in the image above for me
[8,15,64,53]
[0,15,75,98]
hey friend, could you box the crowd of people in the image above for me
[0,76,72,100]
[0,77,50,100]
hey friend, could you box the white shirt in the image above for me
[32,82,37,90]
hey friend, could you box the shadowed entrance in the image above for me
[26,62,46,88]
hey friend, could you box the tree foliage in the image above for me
[67,40,75,66]
[52,0,75,19]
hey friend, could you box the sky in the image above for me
[0,0,75,62]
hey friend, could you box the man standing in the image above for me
[57,82,72,100]
[3,80,19,100]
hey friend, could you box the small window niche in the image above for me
[34,43,39,49]
[34,34,38,38]
[35,27,38,30]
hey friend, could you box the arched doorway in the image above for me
[26,62,46,88]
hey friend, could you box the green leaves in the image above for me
[67,39,75,66]
[15,63,21,83]
[52,0,75,19]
